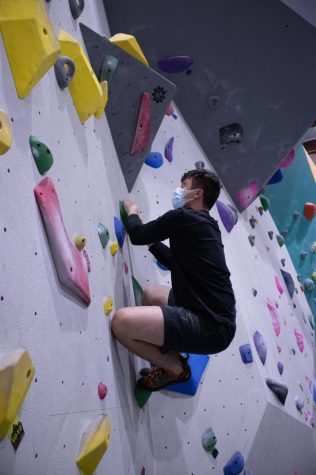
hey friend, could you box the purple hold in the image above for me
[277,362,284,375]
[157,56,193,73]
[216,201,238,233]
[253,331,267,365]
[164,137,174,163]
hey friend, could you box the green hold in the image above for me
[276,234,285,247]
[202,427,217,453]
[97,223,110,249]
[119,200,129,230]
[29,135,53,175]
[134,384,152,408]
[259,195,270,211]
[132,276,143,306]
[100,55,119,84]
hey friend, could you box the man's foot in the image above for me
[136,355,191,392]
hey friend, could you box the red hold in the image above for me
[98,382,108,400]
[304,202,316,220]
[130,92,152,155]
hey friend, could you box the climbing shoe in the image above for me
[136,355,191,392]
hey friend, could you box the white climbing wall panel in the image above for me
[0,2,315,475]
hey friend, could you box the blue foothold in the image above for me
[223,451,245,475]
[239,344,253,364]
[144,152,163,169]
[114,216,125,248]
[156,260,169,271]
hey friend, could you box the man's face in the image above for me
[181,177,193,190]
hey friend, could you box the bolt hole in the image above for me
[43,28,48,35]
[26,369,32,378]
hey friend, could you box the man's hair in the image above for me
[181,169,221,210]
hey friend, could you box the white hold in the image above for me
[311,242,316,254]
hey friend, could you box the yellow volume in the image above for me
[76,415,111,474]
[109,33,148,66]
[0,109,13,155]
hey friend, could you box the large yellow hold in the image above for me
[0,0,60,99]
[0,109,13,155]
[59,30,108,123]
[109,33,149,66]
[0,348,35,440]
[76,414,111,474]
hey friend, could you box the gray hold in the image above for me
[69,0,85,19]
[195,160,205,170]
[54,56,75,89]
[248,235,255,247]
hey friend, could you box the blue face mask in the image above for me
[172,187,186,209]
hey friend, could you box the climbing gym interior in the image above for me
[0,1,316,474]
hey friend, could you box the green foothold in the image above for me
[97,223,110,249]
[100,55,119,83]
[259,195,270,211]
[276,234,285,247]
[202,427,217,453]
[134,384,152,408]
[29,135,53,175]
[132,276,143,306]
[119,200,129,230]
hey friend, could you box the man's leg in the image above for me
[142,284,171,306]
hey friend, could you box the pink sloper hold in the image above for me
[267,299,281,336]
[34,177,91,305]
[130,92,152,155]
[279,149,295,169]
[236,182,259,209]
[294,328,304,353]
[98,382,108,400]
[275,276,284,294]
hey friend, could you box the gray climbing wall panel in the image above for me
[80,23,176,192]
[103,0,316,210]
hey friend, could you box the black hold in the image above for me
[195,160,205,170]
[219,123,243,146]
[249,216,256,229]
[69,0,85,19]
[208,95,220,110]
[265,378,288,405]
[248,235,255,247]
[258,206,264,215]
[280,229,288,239]
[281,258,286,267]
[54,56,75,89]
[268,231,274,240]
[300,251,307,260]
[252,288,257,297]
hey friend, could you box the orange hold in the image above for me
[304,202,316,220]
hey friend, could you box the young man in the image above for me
[111,169,236,391]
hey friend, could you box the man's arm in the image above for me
[148,242,171,270]
[126,209,182,245]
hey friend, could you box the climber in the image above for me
[111,169,236,391]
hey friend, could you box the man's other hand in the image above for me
[124,200,139,216]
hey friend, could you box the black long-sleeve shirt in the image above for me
[127,207,236,325]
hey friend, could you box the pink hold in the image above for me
[294,328,304,353]
[306,376,312,391]
[237,182,259,209]
[123,262,129,274]
[267,299,281,336]
[275,276,284,295]
[98,382,108,400]
[279,149,295,169]
[82,249,91,273]
[141,468,145,475]
[165,104,174,116]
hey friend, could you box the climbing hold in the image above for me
[109,33,149,66]
[276,234,285,247]
[249,216,256,229]
[134,384,152,408]
[195,160,205,170]
[219,123,243,146]
[267,299,281,336]
[248,235,255,247]
[97,223,109,249]
[123,262,128,274]
[166,354,209,396]
[304,278,314,292]
[98,382,108,400]
[201,427,218,458]
[165,104,174,116]
[223,451,244,475]
[141,467,145,475]
[76,415,111,474]
[294,328,304,352]
[103,297,113,315]
[0,348,35,441]
[300,251,307,260]
[258,206,264,215]
[157,56,193,73]
[74,234,86,251]
[59,30,108,122]
[310,242,316,254]
[281,258,286,267]
[100,55,118,84]
[114,217,125,248]
[54,56,75,89]
[252,288,257,297]
[164,137,175,163]
[0,109,13,155]
[34,177,91,305]
[132,276,143,306]
[304,202,316,220]
[119,201,129,230]
[236,183,258,209]
[268,231,274,240]
[280,269,295,298]
[208,95,220,109]
[29,135,53,175]
[279,149,295,168]
[277,345,282,353]
[295,396,304,411]
[308,314,315,329]
[265,378,288,405]
[259,195,270,211]
[0,0,60,99]
[293,211,300,220]
[274,276,284,295]
[130,92,152,155]
[156,260,169,271]
[280,230,288,239]
[267,169,283,185]
[253,331,267,365]
[110,241,118,256]
[239,344,253,364]
[277,362,283,375]
[312,271,316,282]
[144,152,163,169]
[69,0,85,19]
[82,248,91,273]
[216,201,238,233]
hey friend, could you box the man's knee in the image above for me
[111,308,128,337]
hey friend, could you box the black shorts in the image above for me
[160,289,236,355]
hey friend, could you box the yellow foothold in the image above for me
[0,109,13,155]
[76,414,111,475]
[103,297,113,315]
[0,0,60,99]
[59,30,108,123]
[312,271,316,282]
[110,240,118,256]
[109,33,149,66]
[74,234,87,251]
[0,348,35,441]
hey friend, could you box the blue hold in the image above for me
[156,260,169,271]
[223,451,245,475]
[239,344,253,364]
[165,354,210,396]
[144,152,163,169]
[267,169,283,185]
[114,216,125,248]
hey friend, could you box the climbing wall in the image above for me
[0,1,315,475]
